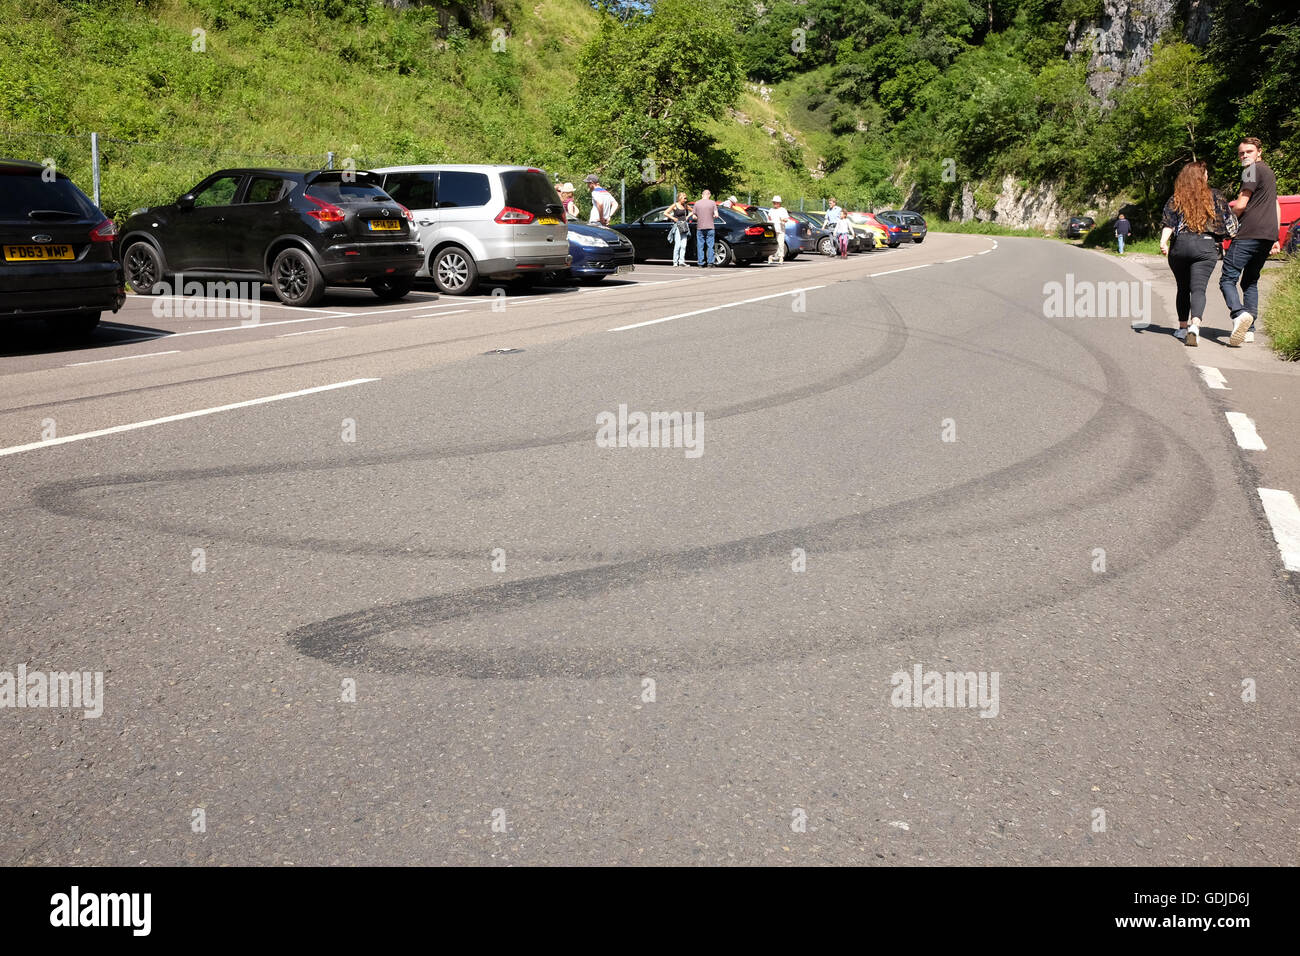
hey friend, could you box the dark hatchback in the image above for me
[118,168,424,307]
[880,209,927,243]
[1065,215,1095,239]
[611,204,777,266]
[1,158,124,335]
[567,222,635,283]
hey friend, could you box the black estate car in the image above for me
[1,158,124,335]
[611,204,777,266]
[1065,215,1095,239]
[118,168,424,307]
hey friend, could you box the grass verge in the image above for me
[1263,255,1300,360]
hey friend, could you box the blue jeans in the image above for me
[697,229,715,266]
[1117,234,1125,254]
[672,229,688,265]
[1219,238,1272,324]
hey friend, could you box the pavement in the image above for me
[1,234,1297,865]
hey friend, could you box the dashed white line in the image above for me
[1258,489,1300,572]
[945,255,974,262]
[870,264,932,277]
[1196,365,1230,390]
[0,378,379,458]
[65,350,180,367]
[277,326,348,337]
[608,286,827,332]
[1226,412,1267,450]
[412,309,470,318]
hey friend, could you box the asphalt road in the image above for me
[2,234,1297,865]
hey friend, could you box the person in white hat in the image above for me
[557,183,580,221]
[767,195,790,263]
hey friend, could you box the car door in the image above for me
[381,170,437,265]
[167,172,244,273]
[638,206,675,262]
[225,174,291,274]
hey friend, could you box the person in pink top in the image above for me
[692,189,719,267]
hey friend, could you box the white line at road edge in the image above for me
[1196,365,1230,390]
[1258,488,1300,571]
[66,350,180,367]
[0,378,379,458]
[1226,412,1267,450]
[277,326,348,337]
[608,286,827,332]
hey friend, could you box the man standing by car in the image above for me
[585,174,619,227]
[694,189,719,267]
[1221,137,1281,346]
[768,195,790,263]
[1114,213,1130,255]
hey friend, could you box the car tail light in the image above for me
[495,206,535,224]
[90,219,117,242]
[397,204,413,224]
[304,194,346,222]
[744,226,765,236]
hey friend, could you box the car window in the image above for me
[383,172,436,210]
[307,178,391,203]
[501,170,560,215]
[192,175,242,208]
[0,171,98,220]
[243,177,285,204]
[437,171,491,208]
[644,206,671,221]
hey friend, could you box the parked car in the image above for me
[566,222,635,283]
[375,164,569,295]
[1065,215,1095,239]
[851,211,907,247]
[611,204,777,266]
[800,211,868,254]
[754,206,808,260]
[787,210,837,256]
[1,158,124,335]
[880,209,928,242]
[1278,194,1299,250]
[877,211,917,245]
[119,167,422,307]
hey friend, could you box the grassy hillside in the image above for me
[0,0,603,217]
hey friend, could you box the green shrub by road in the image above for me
[1264,256,1300,360]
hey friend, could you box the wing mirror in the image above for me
[177,194,196,210]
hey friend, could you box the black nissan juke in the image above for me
[118,167,424,307]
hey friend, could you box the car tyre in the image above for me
[913,237,925,243]
[818,236,835,257]
[367,276,413,301]
[431,246,479,295]
[271,247,325,307]
[123,242,164,295]
[713,239,733,267]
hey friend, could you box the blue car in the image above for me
[567,222,635,283]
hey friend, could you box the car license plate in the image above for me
[4,244,74,261]
[367,219,400,231]
[538,217,561,225]
[616,264,634,275]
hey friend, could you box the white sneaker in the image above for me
[1186,322,1199,346]
[1245,330,1255,344]
[1229,312,1253,346]
[1174,327,1188,341]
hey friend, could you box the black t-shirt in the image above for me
[1238,160,1278,240]
[1115,218,1131,236]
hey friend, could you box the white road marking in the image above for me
[1226,412,1266,450]
[66,350,180,367]
[167,315,345,336]
[1258,489,1300,572]
[870,264,932,277]
[608,285,827,332]
[945,255,974,262]
[1196,365,1230,390]
[0,378,379,458]
[412,309,470,318]
[277,326,348,337]
[133,294,348,315]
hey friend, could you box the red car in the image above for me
[1223,193,1299,252]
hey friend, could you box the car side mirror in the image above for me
[177,194,196,210]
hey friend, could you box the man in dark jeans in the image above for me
[1115,214,1130,255]
[1221,137,1281,346]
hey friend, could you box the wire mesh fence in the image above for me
[0,129,844,224]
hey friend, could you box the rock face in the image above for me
[1065,0,1215,101]
[941,176,1105,231]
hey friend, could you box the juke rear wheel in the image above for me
[124,242,163,295]
[271,248,325,307]
[432,246,478,295]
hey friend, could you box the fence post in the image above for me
[800,197,805,212]
[90,132,101,209]
[326,151,335,170]
[620,179,626,223]
[747,193,752,205]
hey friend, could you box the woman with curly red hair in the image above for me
[1159,161,1237,346]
